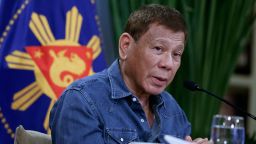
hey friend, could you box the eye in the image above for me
[174,52,182,57]
[154,47,161,51]
[152,46,163,54]
[173,52,183,61]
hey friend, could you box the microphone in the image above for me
[184,80,256,121]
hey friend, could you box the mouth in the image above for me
[152,76,168,86]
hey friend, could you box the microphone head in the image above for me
[183,80,200,91]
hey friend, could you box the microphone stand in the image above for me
[184,80,256,121]
[197,87,256,121]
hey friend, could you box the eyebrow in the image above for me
[176,45,184,51]
[153,39,185,50]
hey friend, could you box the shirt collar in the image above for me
[150,94,164,108]
[107,59,132,99]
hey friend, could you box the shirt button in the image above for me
[120,138,124,142]
[140,119,145,123]
[132,97,137,102]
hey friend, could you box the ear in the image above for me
[118,33,133,60]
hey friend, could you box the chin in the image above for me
[147,88,165,95]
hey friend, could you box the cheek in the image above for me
[139,52,158,68]
[175,62,181,70]
[173,62,181,72]
[168,62,180,79]
[147,53,161,65]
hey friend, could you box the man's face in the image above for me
[120,24,185,96]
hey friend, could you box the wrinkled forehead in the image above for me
[142,24,185,43]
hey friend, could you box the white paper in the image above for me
[164,135,192,144]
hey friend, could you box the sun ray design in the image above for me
[5,50,35,70]
[12,82,43,111]
[44,99,55,133]
[87,35,101,59]
[66,7,82,43]
[29,13,56,45]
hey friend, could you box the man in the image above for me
[50,4,208,144]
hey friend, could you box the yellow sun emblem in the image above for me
[5,6,101,133]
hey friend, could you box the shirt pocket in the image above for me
[105,128,138,144]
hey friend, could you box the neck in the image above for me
[139,97,154,127]
[119,60,155,126]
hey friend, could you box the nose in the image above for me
[159,52,175,70]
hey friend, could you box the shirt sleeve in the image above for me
[49,88,105,144]
[180,109,191,138]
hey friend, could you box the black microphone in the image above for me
[184,80,256,121]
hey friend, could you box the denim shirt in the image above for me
[50,60,191,144]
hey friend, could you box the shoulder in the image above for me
[55,69,112,110]
[62,70,111,97]
[69,69,109,90]
[50,71,110,126]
